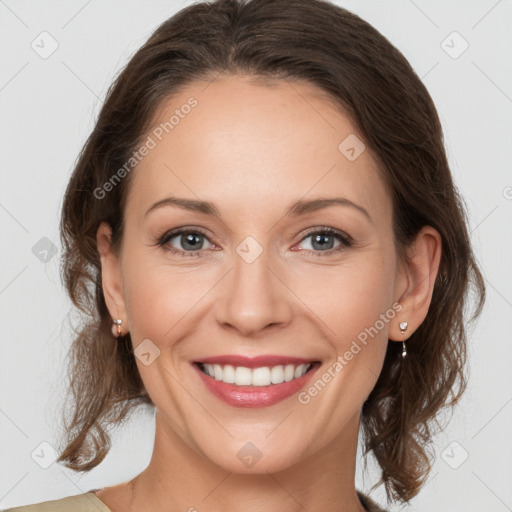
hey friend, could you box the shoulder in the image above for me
[357,490,389,512]
[1,491,112,512]
[3,490,386,512]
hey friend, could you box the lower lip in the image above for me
[192,362,320,408]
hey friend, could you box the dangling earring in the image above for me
[399,321,408,358]
[112,318,122,338]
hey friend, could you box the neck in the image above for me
[129,409,367,512]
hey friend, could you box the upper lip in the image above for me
[194,355,319,368]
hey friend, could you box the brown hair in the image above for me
[57,0,485,505]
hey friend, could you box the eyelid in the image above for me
[157,226,216,249]
[156,225,354,257]
[298,226,353,244]
[292,227,353,256]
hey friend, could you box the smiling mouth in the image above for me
[195,361,320,387]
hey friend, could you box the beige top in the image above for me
[1,492,111,512]
[1,490,388,511]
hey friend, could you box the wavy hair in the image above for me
[57,0,485,505]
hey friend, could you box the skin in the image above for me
[95,74,441,512]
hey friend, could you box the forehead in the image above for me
[125,74,391,225]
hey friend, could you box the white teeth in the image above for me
[252,367,270,386]
[284,364,295,382]
[235,366,252,385]
[270,365,285,384]
[222,364,235,383]
[201,362,313,386]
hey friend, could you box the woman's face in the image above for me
[101,74,407,473]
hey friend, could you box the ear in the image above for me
[96,221,128,333]
[389,225,442,342]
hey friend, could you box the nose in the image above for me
[214,247,293,337]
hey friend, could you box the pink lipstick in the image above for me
[192,355,320,408]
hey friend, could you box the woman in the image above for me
[3,0,485,510]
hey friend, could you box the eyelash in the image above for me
[155,226,353,259]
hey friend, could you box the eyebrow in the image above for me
[144,196,371,222]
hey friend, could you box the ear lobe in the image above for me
[389,225,442,341]
[96,221,127,326]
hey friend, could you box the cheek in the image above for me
[295,257,394,334]
[289,251,396,356]
[122,236,396,359]
[289,254,397,442]
[121,251,214,344]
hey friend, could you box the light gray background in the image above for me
[1,1,511,510]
